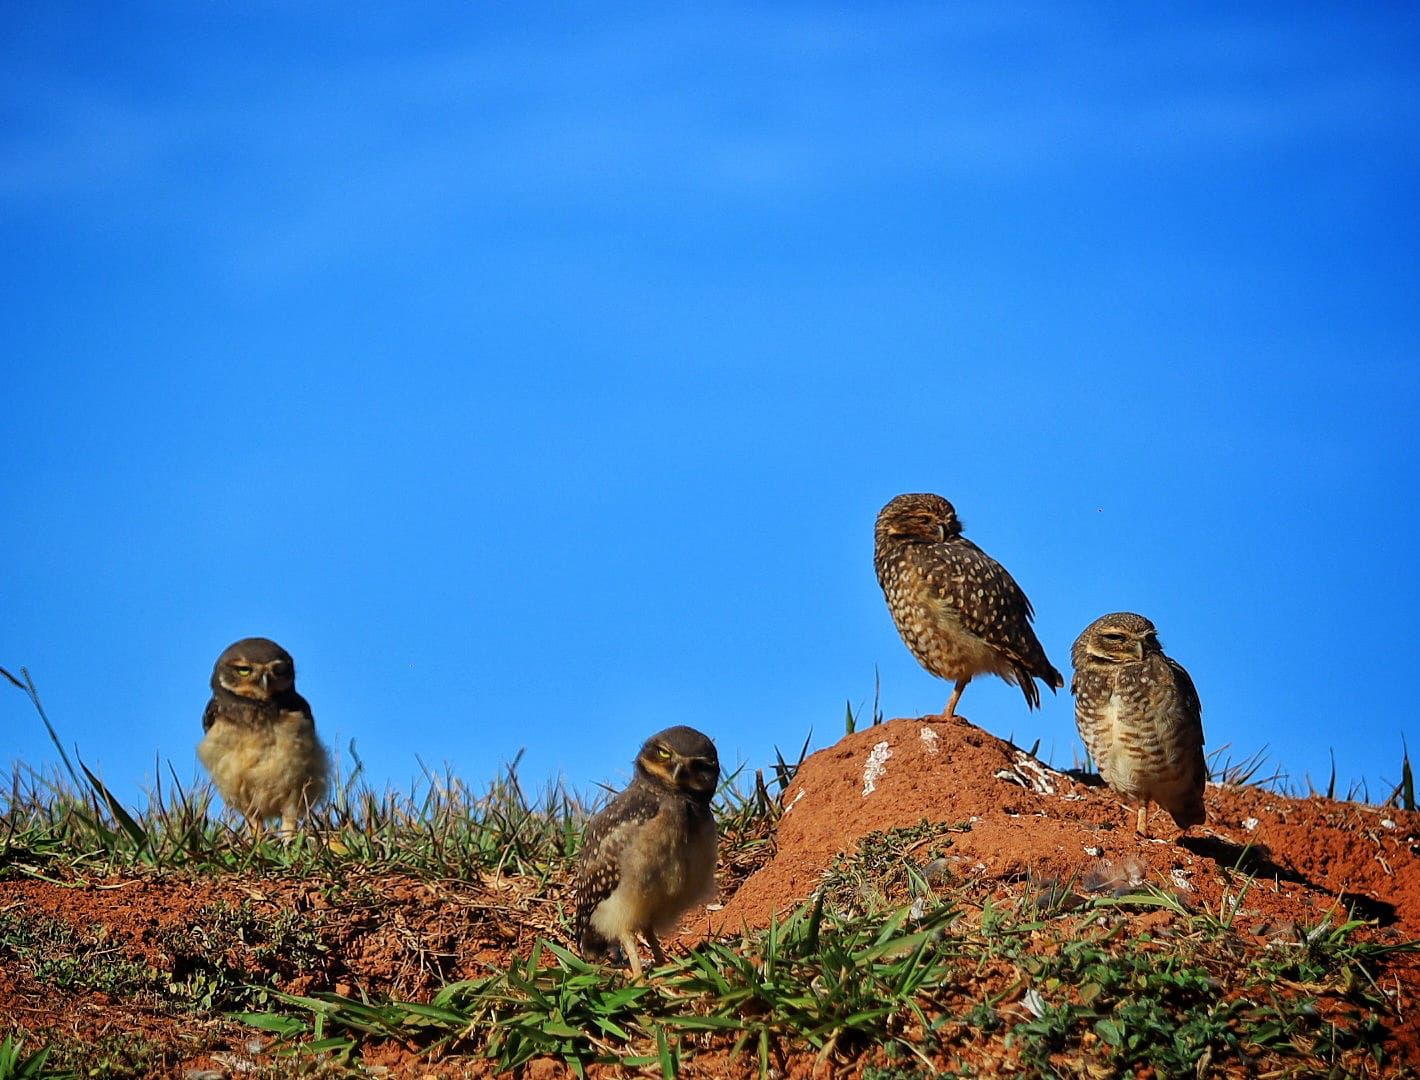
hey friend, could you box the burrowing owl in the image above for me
[573,725,719,978]
[198,637,329,835]
[874,493,1063,719]
[1071,612,1206,836]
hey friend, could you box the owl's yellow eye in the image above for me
[233,665,253,676]
[656,747,671,760]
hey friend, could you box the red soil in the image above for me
[709,713,1420,938]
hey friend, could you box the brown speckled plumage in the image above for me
[198,637,329,835]
[1071,612,1206,836]
[874,493,1063,719]
[573,726,719,978]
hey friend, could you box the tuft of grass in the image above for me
[37,1035,163,1080]
[0,910,157,1001]
[1009,938,1239,1074]
[1389,736,1416,812]
[844,668,886,736]
[768,729,813,795]
[1205,737,1417,808]
[158,899,334,1010]
[819,819,971,917]
[0,1035,60,1080]
[0,1028,169,1080]
[1209,742,1283,789]
[0,901,333,1015]
[0,669,576,881]
[2,749,593,883]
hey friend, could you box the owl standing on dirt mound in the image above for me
[198,637,329,836]
[573,725,720,979]
[1071,612,1206,837]
[874,493,1063,719]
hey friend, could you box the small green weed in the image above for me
[0,1035,62,1080]
[39,1034,162,1080]
[0,911,156,1001]
[1390,737,1416,811]
[243,899,964,1076]
[0,901,335,1015]
[158,899,332,1010]
[820,818,971,916]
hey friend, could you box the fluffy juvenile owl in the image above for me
[874,493,1063,719]
[198,637,329,835]
[1071,612,1206,837]
[573,725,719,979]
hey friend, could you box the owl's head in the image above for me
[635,725,720,800]
[876,493,963,544]
[212,637,297,700]
[1073,612,1161,666]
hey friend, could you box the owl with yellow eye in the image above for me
[198,637,329,835]
[573,725,720,978]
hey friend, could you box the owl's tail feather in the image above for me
[1012,660,1064,710]
[1014,664,1042,710]
[1165,788,1207,830]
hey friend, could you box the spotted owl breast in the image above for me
[879,556,1008,682]
[1091,664,1196,800]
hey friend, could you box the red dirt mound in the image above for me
[707,713,1420,937]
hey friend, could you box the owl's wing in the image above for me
[277,688,315,721]
[1165,656,1204,745]
[202,696,220,733]
[573,782,662,948]
[1159,653,1207,827]
[932,539,1059,680]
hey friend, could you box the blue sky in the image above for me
[3,5,1417,810]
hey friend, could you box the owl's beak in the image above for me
[260,671,270,692]
[671,761,685,784]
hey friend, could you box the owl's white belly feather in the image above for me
[1098,690,1144,792]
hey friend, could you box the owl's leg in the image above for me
[620,933,645,980]
[645,929,669,968]
[943,678,970,718]
[1135,803,1150,837]
[279,803,301,839]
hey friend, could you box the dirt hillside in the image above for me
[706,713,1420,937]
